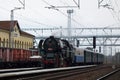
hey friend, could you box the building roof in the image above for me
[0,20,34,37]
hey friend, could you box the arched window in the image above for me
[0,38,1,47]
[15,40,17,48]
[25,42,26,49]
[20,41,21,49]
[22,42,24,49]
[13,40,14,48]
[6,39,9,47]
[3,38,5,47]
[27,42,29,49]
[29,42,31,48]
[17,41,19,48]
[18,41,20,48]
[31,43,32,48]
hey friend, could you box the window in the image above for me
[0,38,1,47]
[15,40,17,48]
[24,42,26,49]
[29,42,31,48]
[6,39,8,47]
[14,27,17,32]
[27,42,28,49]
[17,41,19,48]
[3,38,5,47]
[20,41,21,49]
[22,42,24,49]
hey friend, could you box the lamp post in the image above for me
[9,8,22,48]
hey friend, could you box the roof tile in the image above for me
[0,20,34,37]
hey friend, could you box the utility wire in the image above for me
[108,0,120,23]
[101,0,120,23]
[42,0,52,6]
[16,13,58,27]
[42,0,85,27]
[113,0,120,10]
[0,5,57,28]
[108,9,120,24]
[59,0,70,6]
[0,6,9,11]
[56,9,85,27]
[73,0,79,7]
[113,0,120,21]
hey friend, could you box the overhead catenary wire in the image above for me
[0,0,58,28]
[0,4,57,28]
[99,0,120,25]
[108,0,120,23]
[0,6,10,12]
[113,0,120,10]
[42,0,85,28]
[59,0,70,6]
[113,0,120,22]
[73,0,80,7]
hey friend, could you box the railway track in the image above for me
[64,65,120,80]
[0,65,96,80]
[97,68,120,80]
[0,67,43,73]
[19,67,97,80]
[0,65,117,80]
[15,65,111,80]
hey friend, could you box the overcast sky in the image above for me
[0,0,120,28]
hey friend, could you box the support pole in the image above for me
[67,9,73,43]
[9,10,14,48]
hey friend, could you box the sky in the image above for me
[0,0,120,54]
[0,0,120,29]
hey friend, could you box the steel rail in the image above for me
[0,67,42,73]
[19,65,110,80]
[97,68,120,80]
[0,65,96,79]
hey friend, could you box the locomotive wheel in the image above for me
[62,60,67,67]
[54,54,60,68]
[60,58,67,67]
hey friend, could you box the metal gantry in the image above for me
[22,27,120,54]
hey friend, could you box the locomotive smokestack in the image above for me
[50,36,54,38]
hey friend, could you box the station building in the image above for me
[0,20,35,50]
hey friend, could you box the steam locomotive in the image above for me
[38,36,104,68]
